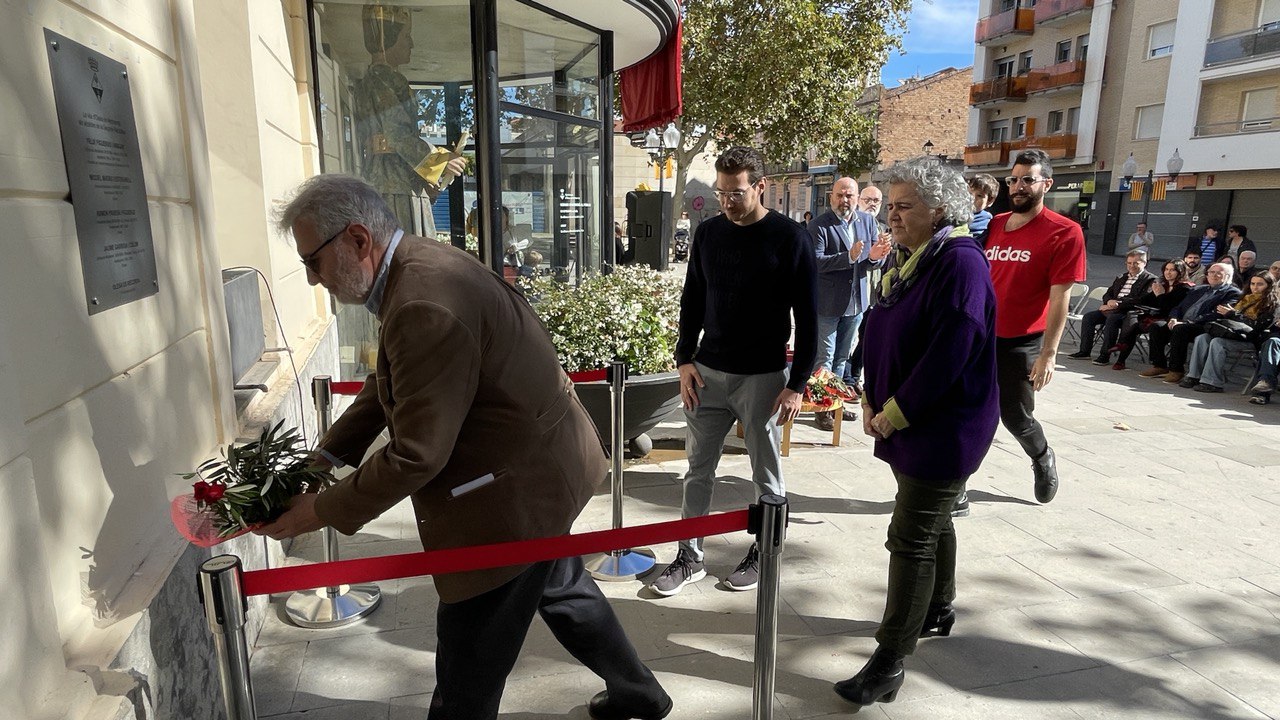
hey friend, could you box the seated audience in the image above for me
[1109,260,1194,370]
[1139,262,1241,383]
[1248,333,1280,405]
[1182,273,1276,392]
[1236,250,1260,287]
[1069,250,1156,365]
[1183,250,1206,285]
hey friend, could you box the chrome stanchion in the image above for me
[198,555,258,720]
[751,494,788,720]
[585,361,657,581]
[284,376,382,628]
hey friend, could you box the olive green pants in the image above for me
[874,470,966,656]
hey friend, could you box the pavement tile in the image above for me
[1053,655,1270,719]
[1111,536,1280,584]
[250,641,305,716]
[1172,637,1280,719]
[1138,580,1280,643]
[265,700,390,719]
[1001,509,1155,549]
[1019,592,1223,664]
[290,628,434,711]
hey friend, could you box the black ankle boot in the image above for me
[833,646,905,706]
[919,602,955,637]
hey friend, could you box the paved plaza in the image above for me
[248,254,1280,719]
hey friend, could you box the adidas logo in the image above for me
[986,246,1032,263]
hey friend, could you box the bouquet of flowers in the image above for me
[802,368,859,410]
[170,420,333,547]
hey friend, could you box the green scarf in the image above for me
[879,223,971,301]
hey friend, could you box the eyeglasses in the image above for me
[713,189,753,203]
[301,224,349,271]
[859,196,882,204]
[1004,176,1047,187]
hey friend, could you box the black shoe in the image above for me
[649,550,706,597]
[1067,350,1091,359]
[1033,447,1058,504]
[588,691,673,720]
[1091,356,1109,365]
[815,410,835,431]
[834,646,906,707]
[723,544,760,591]
[950,490,970,518]
[1178,376,1199,389]
[919,602,956,637]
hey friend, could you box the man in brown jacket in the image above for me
[258,174,671,720]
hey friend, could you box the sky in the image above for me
[879,0,981,88]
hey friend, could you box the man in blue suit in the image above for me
[808,177,892,430]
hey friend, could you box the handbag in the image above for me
[1206,318,1253,341]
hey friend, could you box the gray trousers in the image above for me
[680,362,787,561]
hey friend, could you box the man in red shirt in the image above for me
[964,149,1086,515]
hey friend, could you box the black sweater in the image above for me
[675,210,818,392]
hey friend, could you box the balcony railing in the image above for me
[964,142,1010,167]
[1034,0,1093,25]
[969,75,1029,104]
[1026,60,1086,94]
[1204,24,1280,67]
[975,6,1035,45]
[1194,116,1280,136]
[1009,133,1078,160]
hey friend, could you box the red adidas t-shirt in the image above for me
[986,207,1087,338]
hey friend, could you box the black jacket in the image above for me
[1102,270,1157,304]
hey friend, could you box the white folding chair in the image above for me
[1065,284,1104,346]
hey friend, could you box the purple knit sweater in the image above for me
[863,234,999,480]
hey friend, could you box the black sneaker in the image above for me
[1033,447,1059,504]
[723,544,760,591]
[1091,356,1109,366]
[1067,350,1091,359]
[951,489,970,517]
[650,550,706,597]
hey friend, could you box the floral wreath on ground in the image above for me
[803,368,858,410]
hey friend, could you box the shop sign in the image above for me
[46,30,157,315]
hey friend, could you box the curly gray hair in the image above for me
[882,156,974,227]
[276,174,400,247]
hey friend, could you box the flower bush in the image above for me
[527,266,683,375]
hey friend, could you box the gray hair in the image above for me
[1126,249,1148,260]
[1211,262,1234,284]
[883,156,974,227]
[276,174,400,247]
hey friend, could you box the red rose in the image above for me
[192,480,211,502]
[205,482,226,501]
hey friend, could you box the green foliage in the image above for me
[182,420,332,537]
[528,266,683,375]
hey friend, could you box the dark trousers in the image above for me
[845,312,870,384]
[430,557,668,719]
[1078,309,1127,356]
[1147,322,1205,371]
[875,470,966,656]
[996,333,1050,461]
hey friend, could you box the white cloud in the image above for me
[899,0,981,56]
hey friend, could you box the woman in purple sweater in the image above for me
[834,156,999,708]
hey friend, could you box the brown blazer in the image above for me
[314,236,607,603]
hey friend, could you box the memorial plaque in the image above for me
[46,30,158,314]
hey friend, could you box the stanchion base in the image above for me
[585,547,657,582]
[284,584,382,628]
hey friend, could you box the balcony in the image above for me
[965,142,1010,167]
[1026,60,1086,95]
[1034,0,1093,26]
[975,6,1035,45]
[1204,24,1280,67]
[1010,133,1078,160]
[1194,116,1280,137]
[969,75,1029,105]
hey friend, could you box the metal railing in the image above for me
[1009,133,1078,159]
[1205,24,1280,67]
[969,75,1029,104]
[1027,60,1086,94]
[975,4,1035,44]
[964,142,1010,167]
[1194,116,1280,137]
[1034,0,1093,25]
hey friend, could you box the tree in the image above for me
[665,0,911,226]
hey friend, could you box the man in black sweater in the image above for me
[650,146,818,597]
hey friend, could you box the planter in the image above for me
[575,371,682,457]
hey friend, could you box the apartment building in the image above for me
[967,0,1280,258]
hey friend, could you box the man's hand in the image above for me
[1216,304,1232,315]
[869,412,896,439]
[1100,300,1118,313]
[444,155,467,183]
[869,234,893,261]
[1168,318,1181,328]
[771,388,802,426]
[678,363,705,410]
[849,240,865,262]
[1152,283,1165,296]
[1029,351,1056,391]
[254,493,326,540]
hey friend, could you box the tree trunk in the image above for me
[671,122,711,242]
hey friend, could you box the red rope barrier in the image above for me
[329,381,366,395]
[242,510,749,597]
[566,368,607,383]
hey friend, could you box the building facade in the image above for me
[967,0,1280,259]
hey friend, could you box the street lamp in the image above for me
[923,139,935,155]
[645,122,682,194]
[1121,152,1155,225]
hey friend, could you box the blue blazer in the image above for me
[1171,283,1243,324]
[809,209,883,317]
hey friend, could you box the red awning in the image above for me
[619,10,682,132]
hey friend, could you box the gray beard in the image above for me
[835,208,854,221]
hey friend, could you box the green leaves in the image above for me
[528,266,683,375]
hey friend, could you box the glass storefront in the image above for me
[309,1,610,378]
